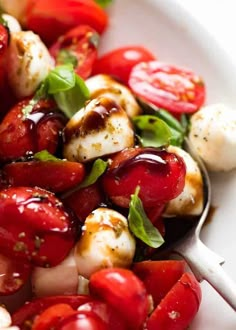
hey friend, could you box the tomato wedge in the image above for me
[93,46,156,85]
[25,0,108,45]
[129,61,205,114]
[146,272,202,330]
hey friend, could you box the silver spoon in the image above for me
[173,138,236,311]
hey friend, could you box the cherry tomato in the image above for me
[63,183,104,223]
[89,268,149,330]
[0,253,31,295]
[4,160,85,193]
[133,260,186,307]
[32,303,76,330]
[145,204,166,236]
[25,0,108,45]
[92,46,156,85]
[146,272,202,330]
[129,61,205,114]
[0,186,76,267]
[0,98,66,163]
[102,147,186,208]
[50,25,99,79]
[12,295,92,329]
[0,24,9,58]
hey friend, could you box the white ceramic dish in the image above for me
[102,0,236,329]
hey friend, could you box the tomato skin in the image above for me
[129,61,205,114]
[102,147,186,208]
[50,25,99,79]
[92,46,156,85]
[146,272,202,330]
[133,260,186,307]
[89,268,149,330]
[0,24,9,57]
[25,0,108,45]
[0,98,65,163]
[0,186,76,267]
[12,295,92,329]
[4,160,85,193]
[0,253,31,295]
[32,303,76,330]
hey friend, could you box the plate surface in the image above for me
[102,1,236,329]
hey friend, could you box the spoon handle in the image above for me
[174,237,236,311]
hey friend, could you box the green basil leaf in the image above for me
[53,74,90,118]
[133,115,172,147]
[180,113,190,134]
[155,109,184,133]
[79,158,108,189]
[128,187,165,248]
[34,150,62,162]
[46,64,75,94]
[22,82,48,119]
[169,127,184,147]
[56,49,78,68]
[95,0,113,8]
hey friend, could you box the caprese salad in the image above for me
[0,1,235,329]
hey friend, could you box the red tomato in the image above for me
[0,98,66,162]
[0,253,31,295]
[32,304,76,330]
[146,272,202,330]
[89,268,149,330]
[4,160,85,193]
[133,260,186,307]
[50,25,99,79]
[102,147,186,208]
[25,0,108,45]
[0,24,9,58]
[129,61,205,114]
[93,46,156,85]
[0,186,76,267]
[12,295,92,329]
[145,204,166,236]
[55,311,108,330]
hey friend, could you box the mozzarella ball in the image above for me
[0,0,28,24]
[7,31,55,99]
[2,14,21,33]
[63,96,135,162]
[164,145,204,216]
[86,74,142,118]
[0,307,11,328]
[31,249,78,297]
[74,208,136,279]
[189,104,236,171]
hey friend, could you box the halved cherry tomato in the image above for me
[0,253,31,295]
[55,310,108,330]
[146,272,202,330]
[129,61,205,114]
[89,268,149,330]
[25,0,108,45]
[133,260,186,307]
[102,147,186,208]
[32,303,76,330]
[0,186,76,267]
[50,25,99,79]
[4,160,85,193]
[0,24,9,58]
[0,98,66,163]
[92,46,156,85]
[12,295,92,329]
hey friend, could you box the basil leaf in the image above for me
[22,82,48,119]
[169,127,184,147]
[53,74,90,118]
[34,150,62,162]
[133,115,172,147]
[128,187,164,248]
[56,50,78,68]
[47,64,75,93]
[79,158,108,189]
[155,109,184,133]
[95,0,113,8]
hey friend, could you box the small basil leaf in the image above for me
[133,115,172,147]
[79,158,108,189]
[169,127,184,147]
[53,74,90,118]
[47,64,75,93]
[22,82,48,119]
[155,109,184,133]
[180,113,190,134]
[34,150,62,162]
[56,49,78,68]
[95,0,113,8]
[128,187,165,248]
